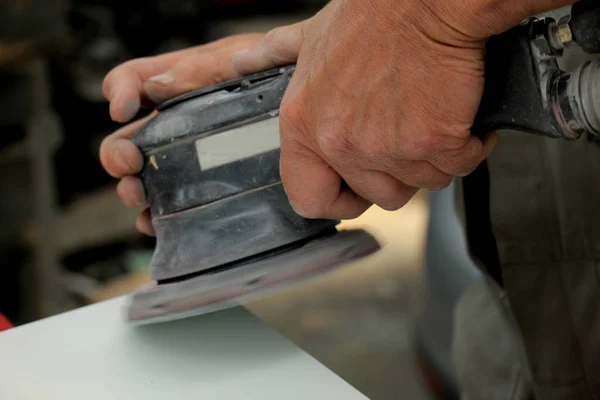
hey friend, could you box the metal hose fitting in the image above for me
[550,59,600,140]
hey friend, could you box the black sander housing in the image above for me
[126,66,381,324]
[134,66,341,284]
[125,1,600,324]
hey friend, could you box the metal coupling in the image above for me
[550,59,600,140]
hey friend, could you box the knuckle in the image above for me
[219,33,261,47]
[439,152,480,177]
[456,162,480,177]
[263,27,286,53]
[400,169,453,191]
[288,196,325,219]
[298,206,325,219]
[428,176,453,191]
[181,54,223,85]
[281,176,326,219]
[280,96,304,129]
[280,95,315,148]
[315,123,352,161]
[377,195,411,212]
[102,59,140,91]
[411,131,439,159]
[317,131,348,160]
[362,134,390,161]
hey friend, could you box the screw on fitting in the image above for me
[550,60,600,140]
[548,16,573,51]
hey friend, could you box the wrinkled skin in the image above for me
[99,0,572,235]
[231,2,498,219]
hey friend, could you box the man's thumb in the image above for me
[231,21,306,75]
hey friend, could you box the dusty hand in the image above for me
[99,34,264,235]
[229,0,540,220]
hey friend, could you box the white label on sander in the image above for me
[195,117,280,171]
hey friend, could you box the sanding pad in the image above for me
[125,229,380,325]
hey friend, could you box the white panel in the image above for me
[0,296,368,400]
[195,117,280,170]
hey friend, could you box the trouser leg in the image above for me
[452,279,533,400]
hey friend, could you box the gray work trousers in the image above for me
[452,131,600,400]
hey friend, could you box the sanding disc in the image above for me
[124,229,380,325]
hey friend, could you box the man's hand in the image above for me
[230,0,573,219]
[100,0,576,233]
[99,34,264,235]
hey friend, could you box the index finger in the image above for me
[103,35,265,123]
[102,56,177,123]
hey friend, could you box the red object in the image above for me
[0,313,13,332]
[416,358,445,397]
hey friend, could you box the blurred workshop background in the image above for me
[0,1,445,399]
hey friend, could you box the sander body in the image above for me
[127,66,380,324]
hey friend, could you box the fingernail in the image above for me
[145,72,175,104]
[123,98,140,121]
[148,71,175,86]
[113,145,134,173]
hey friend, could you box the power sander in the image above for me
[124,0,600,324]
[125,65,381,324]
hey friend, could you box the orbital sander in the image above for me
[126,65,381,324]
[125,1,600,324]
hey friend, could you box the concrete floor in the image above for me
[247,192,433,400]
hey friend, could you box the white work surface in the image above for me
[0,296,368,400]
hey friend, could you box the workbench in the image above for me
[0,296,369,399]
